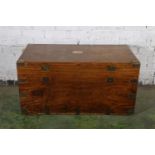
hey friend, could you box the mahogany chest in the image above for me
[17,44,140,115]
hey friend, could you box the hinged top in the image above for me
[18,44,140,63]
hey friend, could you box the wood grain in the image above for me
[17,44,140,115]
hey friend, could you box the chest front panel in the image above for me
[17,61,139,115]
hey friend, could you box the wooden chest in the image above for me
[17,44,140,115]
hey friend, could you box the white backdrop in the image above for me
[0,26,155,85]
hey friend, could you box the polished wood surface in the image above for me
[17,44,140,115]
[19,44,139,63]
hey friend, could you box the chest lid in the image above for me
[18,44,140,64]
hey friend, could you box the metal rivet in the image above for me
[41,64,49,71]
[130,79,138,83]
[106,77,114,83]
[20,92,27,97]
[31,89,44,96]
[42,77,49,85]
[18,79,27,84]
[107,65,116,71]
[132,62,140,68]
